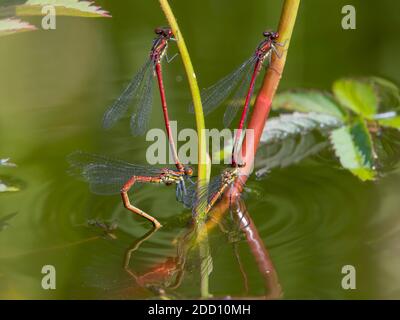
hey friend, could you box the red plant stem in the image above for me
[155,63,183,172]
[235,202,282,299]
[232,60,261,166]
[234,0,299,189]
[203,1,300,291]
[204,0,299,216]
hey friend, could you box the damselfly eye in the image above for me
[185,167,193,176]
[155,28,163,35]
[238,162,246,168]
[263,31,271,37]
[272,32,279,39]
[164,29,173,38]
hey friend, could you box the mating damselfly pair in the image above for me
[69,27,285,228]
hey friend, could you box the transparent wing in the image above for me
[223,63,254,127]
[179,178,217,210]
[189,56,257,115]
[67,151,162,195]
[182,173,246,216]
[102,60,152,130]
[130,66,154,136]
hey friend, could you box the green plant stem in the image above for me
[158,0,211,298]
[158,0,208,185]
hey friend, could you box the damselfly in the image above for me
[103,27,185,173]
[183,166,245,219]
[191,31,286,166]
[68,151,194,229]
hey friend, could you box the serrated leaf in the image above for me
[378,116,400,130]
[273,90,345,119]
[16,0,111,18]
[332,78,378,118]
[330,118,376,181]
[256,132,329,178]
[0,17,36,37]
[368,77,400,110]
[260,112,343,145]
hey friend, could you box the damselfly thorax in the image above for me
[159,168,189,185]
[150,27,173,64]
[255,31,281,68]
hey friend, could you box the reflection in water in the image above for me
[234,200,282,299]
[81,196,283,299]
[123,227,189,295]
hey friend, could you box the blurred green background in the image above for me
[1,0,400,299]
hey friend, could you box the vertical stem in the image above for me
[235,202,282,298]
[197,222,213,298]
[158,0,208,183]
[206,0,301,234]
[158,0,212,298]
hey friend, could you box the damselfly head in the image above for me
[184,167,193,176]
[155,27,173,39]
[263,30,279,40]
[236,162,246,168]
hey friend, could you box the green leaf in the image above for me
[0,18,36,37]
[332,78,378,118]
[261,112,343,144]
[273,90,345,119]
[378,116,400,130]
[16,0,111,18]
[368,77,400,110]
[256,132,329,178]
[330,118,376,181]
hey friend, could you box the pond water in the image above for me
[1,0,400,299]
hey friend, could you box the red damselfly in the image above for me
[191,31,285,166]
[68,151,194,229]
[103,27,186,173]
